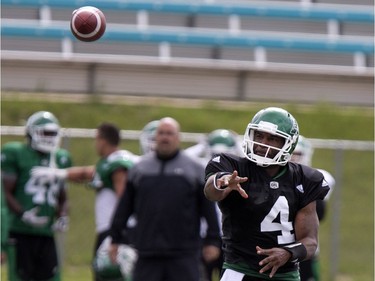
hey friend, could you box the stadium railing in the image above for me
[2,19,373,53]
[1,125,374,151]
[2,0,374,67]
[2,0,373,23]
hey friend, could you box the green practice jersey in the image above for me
[91,150,136,233]
[1,142,72,236]
[91,150,135,190]
[1,183,9,247]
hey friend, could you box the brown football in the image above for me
[70,6,106,42]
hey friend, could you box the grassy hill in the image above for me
[1,92,374,281]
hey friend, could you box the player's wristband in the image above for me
[213,172,232,190]
[282,242,307,262]
[55,168,68,180]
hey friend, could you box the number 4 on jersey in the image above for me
[260,196,295,244]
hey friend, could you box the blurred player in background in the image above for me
[109,117,221,281]
[204,107,330,281]
[139,120,160,155]
[185,129,243,167]
[1,183,10,265]
[32,122,137,281]
[1,111,72,281]
[291,135,335,281]
[186,129,243,281]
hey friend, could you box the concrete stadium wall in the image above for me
[2,53,373,106]
[2,1,373,106]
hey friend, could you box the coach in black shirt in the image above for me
[110,117,221,281]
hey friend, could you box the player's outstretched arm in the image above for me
[204,170,248,201]
[31,166,95,183]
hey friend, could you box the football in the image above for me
[70,6,106,42]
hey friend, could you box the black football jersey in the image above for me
[205,153,330,272]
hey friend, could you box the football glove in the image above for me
[53,216,70,232]
[21,207,49,228]
[30,166,68,180]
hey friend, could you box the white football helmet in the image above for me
[291,135,314,166]
[139,120,160,155]
[26,111,61,153]
[243,107,299,167]
[93,237,137,281]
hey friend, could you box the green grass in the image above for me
[1,93,374,281]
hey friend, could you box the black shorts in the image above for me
[9,232,59,281]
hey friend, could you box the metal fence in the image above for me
[1,125,374,151]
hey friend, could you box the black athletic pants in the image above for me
[9,232,58,281]
[133,254,200,281]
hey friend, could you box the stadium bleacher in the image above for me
[1,0,374,105]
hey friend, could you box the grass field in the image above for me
[1,92,373,281]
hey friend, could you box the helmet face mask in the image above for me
[26,111,61,153]
[242,107,299,167]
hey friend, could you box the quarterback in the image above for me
[1,111,72,281]
[204,107,330,281]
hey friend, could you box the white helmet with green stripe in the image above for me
[93,237,137,281]
[26,111,61,153]
[139,120,160,155]
[243,107,299,167]
[207,129,239,156]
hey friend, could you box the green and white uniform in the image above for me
[92,150,136,281]
[93,150,135,234]
[1,141,72,281]
[1,142,72,236]
[1,182,9,250]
